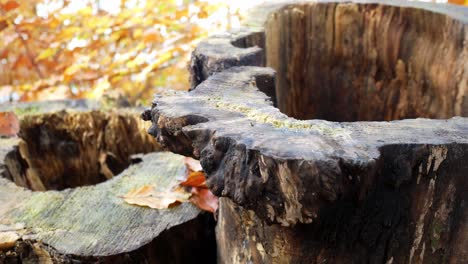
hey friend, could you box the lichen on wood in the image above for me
[0,102,216,263]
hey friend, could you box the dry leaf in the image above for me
[190,187,218,213]
[0,231,19,250]
[121,156,219,214]
[181,157,218,213]
[0,112,20,137]
[180,171,207,188]
[184,157,202,173]
[121,185,189,209]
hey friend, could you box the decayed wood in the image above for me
[0,104,216,263]
[147,64,468,226]
[216,139,468,263]
[189,28,265,89]
[145,1,468,263]
[151,72,468,262]
[266,1,468,121]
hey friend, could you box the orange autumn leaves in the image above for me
[121,157,218,213]
[0,0,227,104]
[448,0,468,5]
[1,1,20,12]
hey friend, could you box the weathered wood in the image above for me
[266,1,467,121]
[216,140,468,263]
[189,28,265,90]
[0,104,216,263]
[145,1,468,263]
[147,65,467,225]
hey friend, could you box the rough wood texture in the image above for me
[15,111,158,190]
[216,141,468,263]
[189,28,265,89]
[0,152,212,261]
[145,1,468,263]
[266,1,468,121]
[147,65,467,225]
[0,104,216,263]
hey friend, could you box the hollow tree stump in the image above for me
[144,1,468,263]
[0,101,216,263]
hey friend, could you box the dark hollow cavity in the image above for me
[1,111,159,191]
[265,3,467,121]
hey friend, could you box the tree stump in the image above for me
[0,101,216,263]
[144,1,468,263]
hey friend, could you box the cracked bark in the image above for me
[145,1,467,263]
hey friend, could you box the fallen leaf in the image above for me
[184,157,202,173]
[0,231,19,250]
[180,171,207,188]
[0,112,20,137]
[181,157,218,213]
[190,187,218,213]
[121,185,190,209]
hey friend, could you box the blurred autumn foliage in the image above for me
[0,0,466,105]
[0,0,235,104]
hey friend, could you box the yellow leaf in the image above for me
[198,10,208,19]
[133,28,143,39]
[126,55,145,69]
[175,8,189,19]
[36,48,56,61]
[56,27,81,41]
[63,63,88,82]
[77,6,93,16]
[86,77,110,99]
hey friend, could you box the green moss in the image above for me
[430,220,444,251]
[13,106,41,117]
[212,101,349,136]
[9,153,187,234]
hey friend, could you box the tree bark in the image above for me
[144,1,468,263]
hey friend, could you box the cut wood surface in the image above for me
[0,153,199,255]
[145,1,468,263]
[147,66,468,225]
[0,102,215,263]
[189,28,265,90]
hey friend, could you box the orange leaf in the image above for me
[121,184,190,209]
[0,20,8,32]
[2,1,19,12]
[0,49,8,59]
[184,157,202,173]
[448,0,468,5]
[190,187,218,213]
[180,171,207,188]
[143,31,162,43]
[0,112,19,137]
[12,54,32,70]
